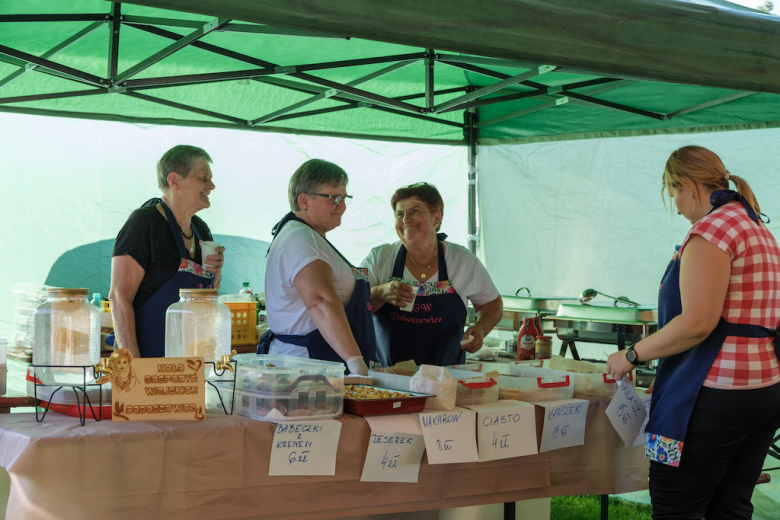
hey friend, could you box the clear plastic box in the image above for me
[498,373,575,402]
[225,354,345,422]
[509,361,633,397]
[455,376,499,406]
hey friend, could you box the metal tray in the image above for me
[344,385,430,416]
[502,295,580,312]
[553,302,658,324]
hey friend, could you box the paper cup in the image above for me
[399,284,417,312]
[200,241,220,268]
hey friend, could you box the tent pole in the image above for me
[108,3,121,79]
[465,99,478,255]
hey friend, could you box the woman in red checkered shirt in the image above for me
[607,145,780,520]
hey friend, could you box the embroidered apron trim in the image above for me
[645,433,684,467]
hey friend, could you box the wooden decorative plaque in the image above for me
[98,350,206,421]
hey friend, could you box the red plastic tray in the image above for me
[344,385,430,416]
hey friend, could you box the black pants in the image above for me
[649,382,780,519]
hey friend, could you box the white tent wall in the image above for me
[0,112,467,341]
[479,127,780,312]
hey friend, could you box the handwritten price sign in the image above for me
[418,408,478,464]
[606,379,648,447]
[465,400,537,462]
[538,399,589,453]
[361,415,426,482]
[269,420,342,476]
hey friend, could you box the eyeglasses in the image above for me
[405,182,432,189]
[310,193,353,205]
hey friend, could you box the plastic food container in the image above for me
[455,377,499,406]
[574,369,634,397]
[509,360,633,397]
[226,354,344,422]
[33,288,100,386]
[344,385,429,416]
[26,368,112,419]
[498,374,574,402]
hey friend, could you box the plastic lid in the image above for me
[92,293,101,299]
[535,336,552,340]
[242,282,250,287]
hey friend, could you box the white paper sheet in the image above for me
[465,399,538,461]
[606,379,648,448]
[537,399,589,453]
[418,407,479,464]
[269,420,342,475]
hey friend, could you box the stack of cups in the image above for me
[0,338,7,396]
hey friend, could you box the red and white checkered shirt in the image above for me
[680,201,780,389]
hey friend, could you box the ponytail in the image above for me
[728,173,761,216]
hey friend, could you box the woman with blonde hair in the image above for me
[608,145,780,519]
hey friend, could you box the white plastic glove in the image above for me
[346,355,369,376]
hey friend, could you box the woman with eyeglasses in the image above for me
[258,159,375,375]
[362,183,503,367]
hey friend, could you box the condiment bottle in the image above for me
[517,317,537,360]
[535,336,553,360]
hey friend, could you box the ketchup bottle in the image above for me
[517,317,536,360]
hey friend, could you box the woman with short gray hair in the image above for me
[259,159,375,375]
[109,144,225,358]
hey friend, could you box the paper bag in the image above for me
[410,364,457,410]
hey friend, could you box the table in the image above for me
[0,397,648,520]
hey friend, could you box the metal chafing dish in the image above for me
[468,288,580,356]
[545,300,658,360]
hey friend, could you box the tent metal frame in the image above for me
[0,3,770,256]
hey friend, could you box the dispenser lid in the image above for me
[179,288,219,297]
[47,288,88,296]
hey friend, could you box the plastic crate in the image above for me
[225,302,258,346]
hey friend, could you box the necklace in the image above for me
[178,224,196,257]
[408,248,437,279]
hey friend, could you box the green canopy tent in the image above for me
[2,0,779,253]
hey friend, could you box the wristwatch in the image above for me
[626,348,641,366]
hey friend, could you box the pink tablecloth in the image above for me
[0,398,648,520]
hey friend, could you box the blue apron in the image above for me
[373,237,468,367]
[134,199,214,358]
[646,190,778,466]
[257,212,377,365]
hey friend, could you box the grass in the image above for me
[551,495,653,520]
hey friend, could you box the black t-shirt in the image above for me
[112,205,213,310]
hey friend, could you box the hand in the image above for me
[645,379,654,394]
[606,350,635,382]
[346,355,369,376]
[461,325,485,353]
[379,281,415,308]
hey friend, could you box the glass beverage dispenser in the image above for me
[165,289,231,374]
[33,288,100,385]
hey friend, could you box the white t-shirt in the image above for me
[265,220,356,357]
[361,240,499,310]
